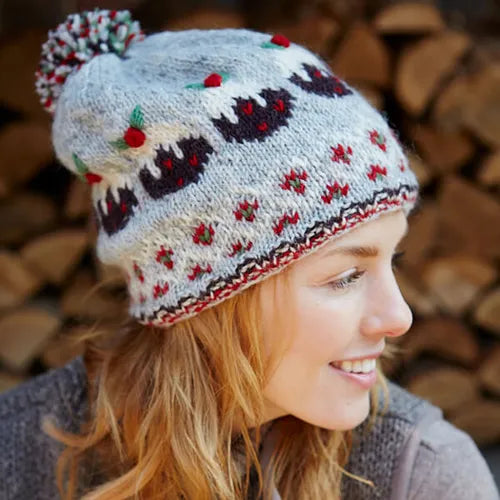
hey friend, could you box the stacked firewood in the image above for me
[0,2,499,447]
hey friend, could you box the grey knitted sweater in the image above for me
[0,355,498,499]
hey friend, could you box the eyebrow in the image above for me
[319,222,409,260]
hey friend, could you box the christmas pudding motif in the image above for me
[139,135,214,199]
[211,87,294,143]
[289,63,353,99]
[96,185,139,236]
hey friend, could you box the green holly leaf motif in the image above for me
[110,137,130,150]
[260,41,286,49]
[129,105,144,129]
[72,153,88,176]
[185,82,205,89]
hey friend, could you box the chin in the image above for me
[314,396,371,431]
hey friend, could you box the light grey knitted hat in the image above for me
[36,9,420,327]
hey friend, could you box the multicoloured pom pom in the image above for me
[35,9,144,114]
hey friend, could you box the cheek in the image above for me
[291,288,359,362]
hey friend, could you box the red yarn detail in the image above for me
[280,169,308,195]
[84,172,102,184]
[271,33,290,47]
[188,264,212,281]
[369,130,387,152]
[120,202,127,213]
[125,33,136,47]
[193,223,215,245]
[234,200,259,222]
[273,99,285,112]
[153,282,169,299]
[367,164,388,181]
[204,73,223,87]
[331,144,353,165]
[124,127,146,148]
[189,154,198,166]
[242,102,253,115]
[321,181,350,204]
[156,246,174,269]
[133,262,144,283]
[273,211,300,235]
[162,158,173,169]
[228,240,253,257]
[257,122,268,131]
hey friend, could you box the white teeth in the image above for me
[341,360,352,371]
[332,359,376,373]
[362,359,375,372]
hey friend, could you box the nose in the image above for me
[360,270,413,340]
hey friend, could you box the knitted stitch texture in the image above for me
[36,10,420,326]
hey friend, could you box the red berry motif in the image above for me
[124,127,146,148]
[273,211,300,235]
[280,169,308,195]
[156,245,174,269]
[228,240,253,257]
[204,73,223,87]
[270,34,290,48]
[186,72,229,90]
[193,223,215,245]
[110,105,147,150]
[234,199,259,222]
[321,181,350,204]
[367,164,388,181]
[188,264,212,281]
[133,262,145,283]
[153,281,169,299]
[331,144,353,165]
[399,159,406,172]
[369,130,387,152]
[84,172,103,184]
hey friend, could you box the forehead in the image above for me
[306,209,408,261]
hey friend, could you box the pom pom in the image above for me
[35,9,144,114]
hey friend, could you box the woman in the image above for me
[0,9,497,500]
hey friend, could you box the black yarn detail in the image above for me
[211,88,294,144]
[96,186,139,236]
[289,63,353,98]
[139,135,214,200]
[140,184,419,323]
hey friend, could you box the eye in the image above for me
[328,270,365,290]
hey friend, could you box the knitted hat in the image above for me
[36,9,420,327]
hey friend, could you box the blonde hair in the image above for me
[42,265,395,499]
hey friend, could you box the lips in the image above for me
[330,346,385,364]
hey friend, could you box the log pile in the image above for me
[0,1,499,448]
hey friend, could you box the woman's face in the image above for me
[259,209,413,430]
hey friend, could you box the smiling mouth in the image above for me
[329,359,377,374]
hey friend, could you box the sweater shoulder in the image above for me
[0,355,89,500]
[341,379,443,499]
[0,355,88,419]
[408,418,499,500]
